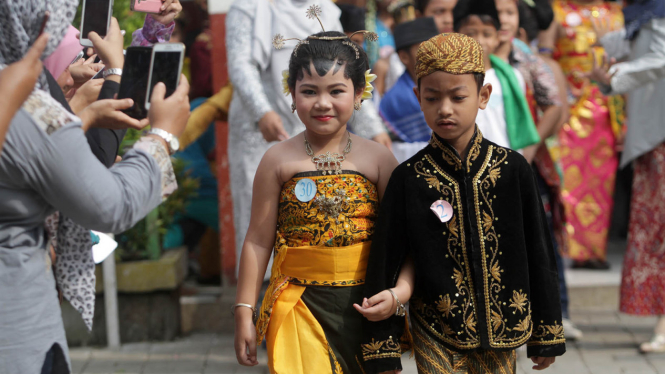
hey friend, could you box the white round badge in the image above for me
[430,199,454,223]
[294,178,317,202]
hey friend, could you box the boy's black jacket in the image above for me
[361,129,565,373]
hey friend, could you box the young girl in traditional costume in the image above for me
[233,7,398,373]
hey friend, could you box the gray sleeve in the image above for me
[600,29,631,60]
[226,5,273,123]
[348,100,387,139]
[607,20,665,95]
[11,112,163,234]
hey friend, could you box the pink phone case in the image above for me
[131,0,162,14]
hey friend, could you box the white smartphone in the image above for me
[79,0,114,47]
[145,43,185,110]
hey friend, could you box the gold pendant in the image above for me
[311,152,346,175]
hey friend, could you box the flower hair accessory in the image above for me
[282,70,290,96]
[363,70,377,100]
[271,5,378,59]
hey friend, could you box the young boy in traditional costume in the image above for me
[356,33,566,373]
[233,6,398,374]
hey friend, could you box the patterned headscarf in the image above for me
[415,33,485,81]
[0,0,79,88]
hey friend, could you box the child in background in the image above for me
[379,17,440,162]
[455,0,541,152]
[415,0,459,33]
[357,32,565,373]
[233,7,398,374]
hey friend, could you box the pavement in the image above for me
[70,308,665,374]
[70,240,665,373]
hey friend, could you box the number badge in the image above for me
[294,178,317,202]
[430,200,453,223]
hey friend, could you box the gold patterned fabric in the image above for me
[415,33,485,80]
[412,319,517,374]
[257,171,379,374]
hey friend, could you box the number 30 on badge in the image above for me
[294,178,317,202]
[430,200,453,223]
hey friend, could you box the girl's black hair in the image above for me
[287,31,369,95]
[518,0,540,43]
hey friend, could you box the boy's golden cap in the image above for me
[415,33,485,80]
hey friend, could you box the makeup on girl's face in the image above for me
[294,62,359,135]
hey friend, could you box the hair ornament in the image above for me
[362,70,377,100]
[271,5,377,59]
[282,70,291,96]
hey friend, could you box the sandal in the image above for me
[640,334,665,353]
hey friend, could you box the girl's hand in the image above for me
[586,52,616,87]
[531,356,555,370]
[235,309,259,366]
[353,290,395,322]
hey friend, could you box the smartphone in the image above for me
[117,47,153,119]
[79,0,114,47]
[145,43,185,110]
[130,0,162,14]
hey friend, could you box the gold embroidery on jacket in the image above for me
[429,134,463,171]
[473,147,532,347]
[362,336,402,360]
[410,156,480,349]
[529,323,566,346]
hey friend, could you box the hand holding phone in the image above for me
[145,43,185,110]
[88,18,124,70]
[149,0,183,26]
[148,75,190,138]
[117,46,152,119]
[80,0,113,48]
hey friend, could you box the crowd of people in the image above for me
[0,0,664,373]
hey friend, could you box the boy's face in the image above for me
[414,71,491,144]
[457,16,499,68]
[423,0,458,33]
[397,43,420,81]
[495,0,520,44]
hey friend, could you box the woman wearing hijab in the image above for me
[226,0,391,273]
[0,1,192,372]
[590,0,665,354]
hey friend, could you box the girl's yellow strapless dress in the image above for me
[257,170,378,374]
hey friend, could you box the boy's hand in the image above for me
[531,356,555,370]
[353,290,395,322]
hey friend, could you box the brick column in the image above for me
[209,0,237,286]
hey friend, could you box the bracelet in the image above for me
[232,303,257,323]
[388,289,406,317]
[102,68,123,79]
[538,47,554,55]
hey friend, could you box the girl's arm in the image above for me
[234,147,283,366]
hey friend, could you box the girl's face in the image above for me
[292,62,361,136]
[495,0,520,44]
